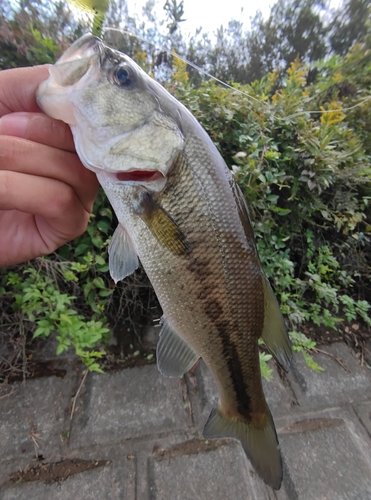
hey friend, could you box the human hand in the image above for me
[0,65,99,267]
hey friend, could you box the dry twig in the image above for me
[70,369,88,421]
[314,347,351,373]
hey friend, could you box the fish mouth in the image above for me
[115,170,164,183]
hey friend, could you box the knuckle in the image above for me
[51,184,77,215]
[49,117,75,151]
[49,184,89,237]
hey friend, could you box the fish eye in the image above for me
[114,65,133,87]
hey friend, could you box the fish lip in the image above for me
[57,34,102,64]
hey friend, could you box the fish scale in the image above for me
[37,33,292,490]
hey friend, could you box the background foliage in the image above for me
[0,0,370,375]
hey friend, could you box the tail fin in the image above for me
[203,407,282,490]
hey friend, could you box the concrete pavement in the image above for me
[1,341,371,499]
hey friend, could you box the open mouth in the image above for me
[116,170,163,182]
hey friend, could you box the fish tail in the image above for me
[203,407,282,490]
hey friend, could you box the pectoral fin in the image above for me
[157,317,199,378]
[261,277,292,372]
[135,192,191,256]
[108,225,139,283]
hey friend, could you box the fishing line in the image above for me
[102,28,371,122]
[285,95,371,120]
[102,28,266,109]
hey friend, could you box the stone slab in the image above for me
[276,415,371,500]
[0,376,72,462]
[365,340,371,367]
[148,440,274,500]
[70,365,191,448]
[287,343,371,410]
[262,365,297,419]
[0,455,132,500]
[354,401,371,437]
[196,360,218,409]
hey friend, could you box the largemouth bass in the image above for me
[37,34,292,490]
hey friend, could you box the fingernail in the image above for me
[0,114,29,138]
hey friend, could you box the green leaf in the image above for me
[74,243,90,256]
[97,220,111,234]
[91,235,104,249]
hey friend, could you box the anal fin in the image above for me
[261,277,292,372]
[157,317,199,378]
[203,407,282,490]
[108,225,139,283]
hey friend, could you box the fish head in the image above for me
[37,34,184,191]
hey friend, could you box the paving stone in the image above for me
[262,365,297,419]
[287,343,371,410]
[2,339,371,500]
[70,365,191,448]
[0,376,72,461]
[148,440,273,500]
[184,361,225,436]
[276,416,371,500]
[0,455,132,500]
[191,360,218,426]
[354,402,371,437]
[365,340,371,367]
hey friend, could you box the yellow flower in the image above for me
[287,58,307,86]
[172,52,189,84]
[320,101,346,125]
[133,50,148,70]
[267,70,279,90]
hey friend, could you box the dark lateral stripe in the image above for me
[224,344,252,418]
[214,319,253,420]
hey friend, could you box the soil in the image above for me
[152,437,234,459]
[5,459,110,486]
[302,321,371,366]
[0,281,162,384]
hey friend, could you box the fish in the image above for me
[37,34,292,490]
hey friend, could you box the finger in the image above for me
[0,65,50,116]
[0,135,99,212]
[0,170,90,242]
[0,112,76,152]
